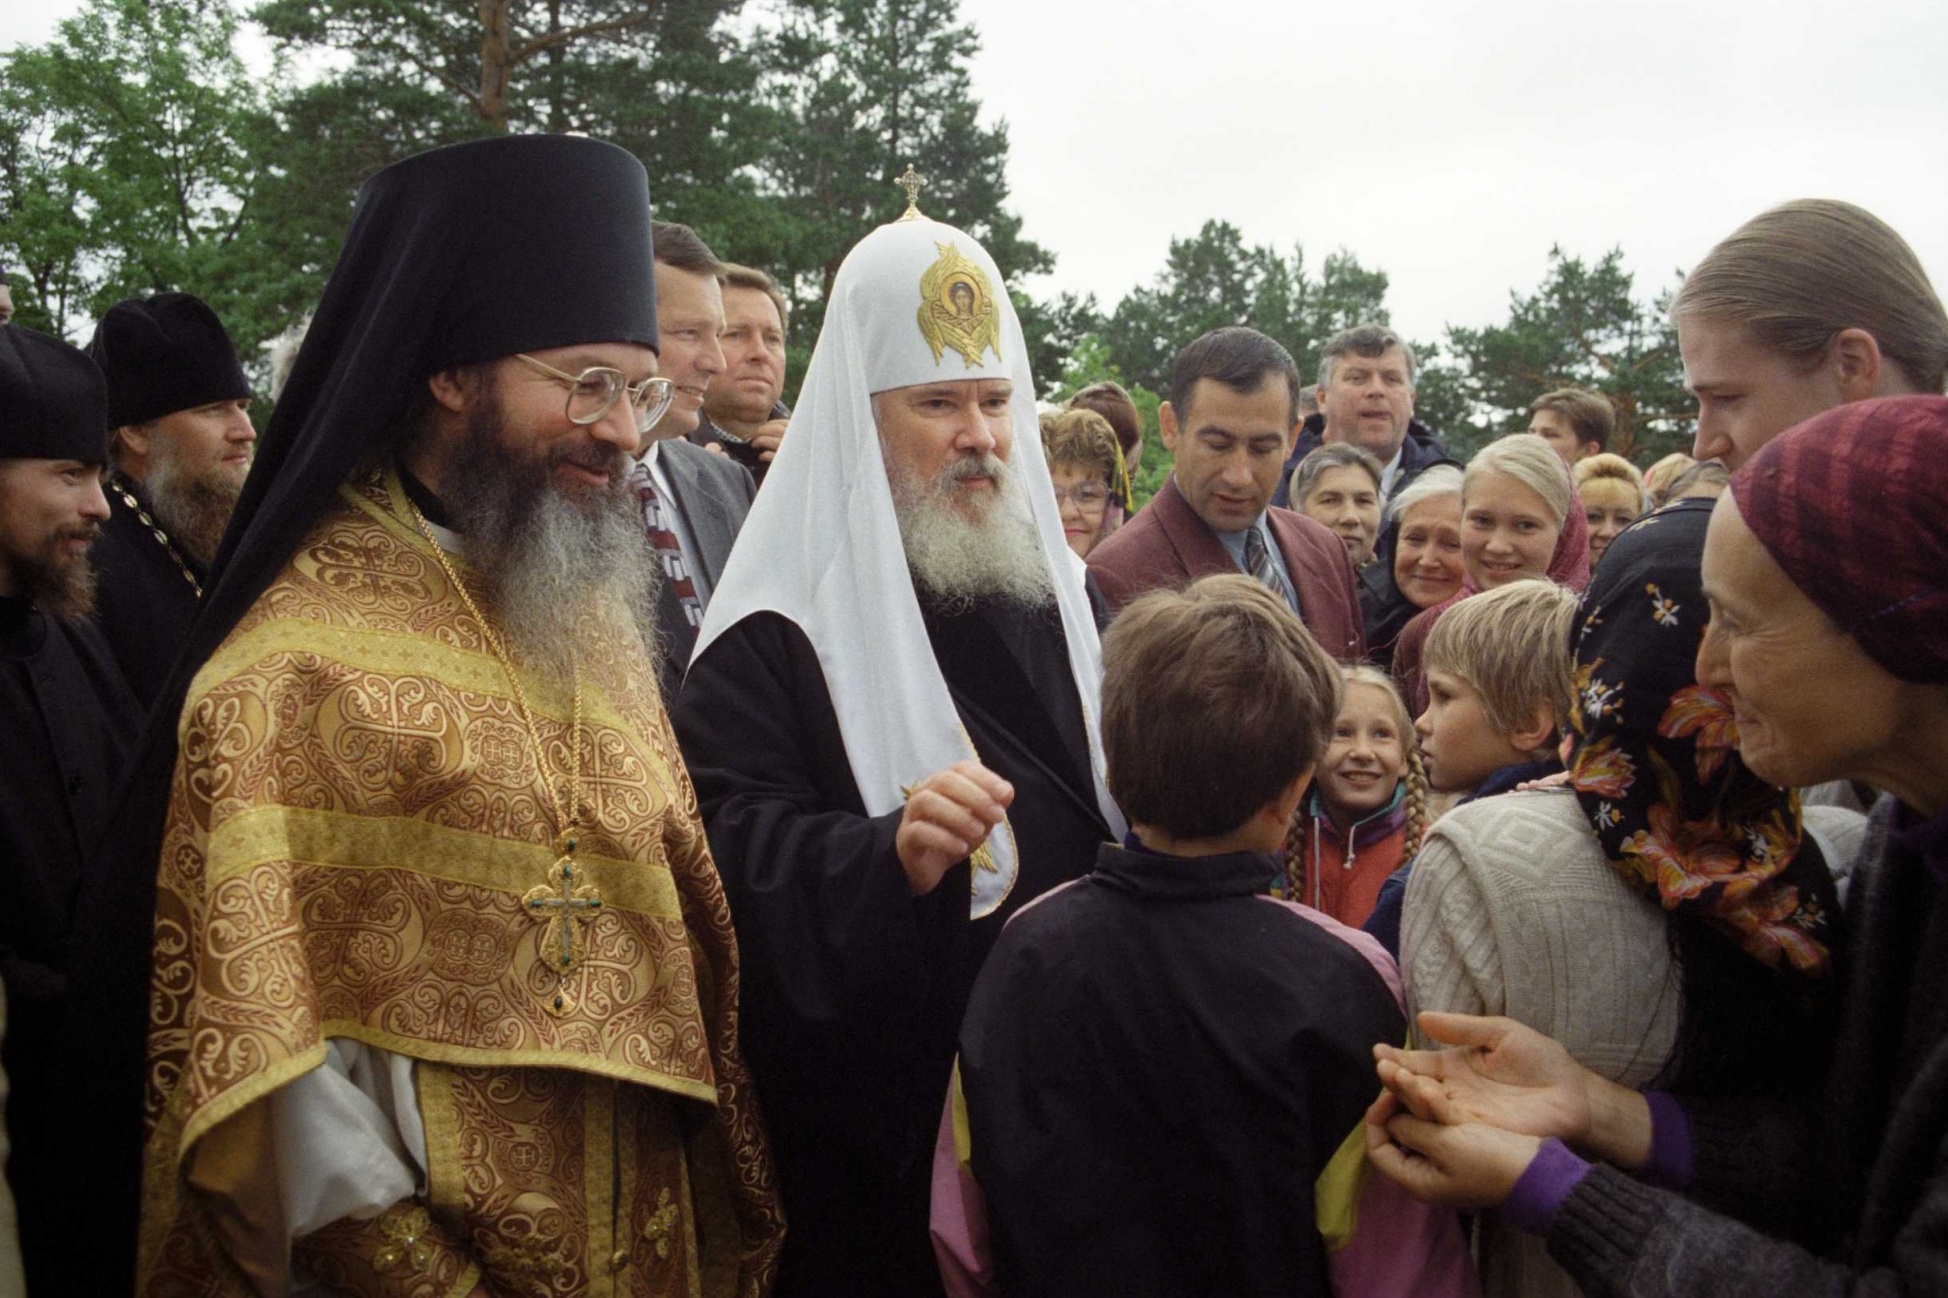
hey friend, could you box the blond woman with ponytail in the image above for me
[1280,666,1428,927]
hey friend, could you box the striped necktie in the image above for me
[632,463,704,633]
[1242,524,1299,612]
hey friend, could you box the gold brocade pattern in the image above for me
[137,469,782,1296]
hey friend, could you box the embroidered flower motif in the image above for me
[1721,882,1831,977]
[1571,737,1635,801]
[1594,802,1620,830]
[1647,582,1680,627]
[1659,685,1740,782]
[1619,803,1749,903]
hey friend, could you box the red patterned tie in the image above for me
[631,461,703,630]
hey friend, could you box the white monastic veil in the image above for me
[692,216,1125,917]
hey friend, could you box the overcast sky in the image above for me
[7,0,1944,344]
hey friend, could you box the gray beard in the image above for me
[441,403,663,687]
[143,439,244,568]
[891,452,1056,611]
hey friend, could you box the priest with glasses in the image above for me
[59,135,784,1297]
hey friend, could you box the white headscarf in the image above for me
[694,216,1125,918]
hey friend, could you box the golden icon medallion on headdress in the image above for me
[917,242,1003,368]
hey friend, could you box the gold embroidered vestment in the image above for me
[138,469,782,1296]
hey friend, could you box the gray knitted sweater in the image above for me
[1550,797,1948,1295]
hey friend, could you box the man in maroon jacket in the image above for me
[1088,327,1365,660]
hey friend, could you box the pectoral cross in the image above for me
[895,163,928,221]
[524,840,605,1015]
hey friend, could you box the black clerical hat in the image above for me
[0,324,110,462]
[54,141,666,1293]
[86,292,251,429]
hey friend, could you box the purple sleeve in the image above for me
[1640,1090,1695,1189]
[1503,1138,1592,1236]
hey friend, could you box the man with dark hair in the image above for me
[934,574,1473,1297]
[1527,386,1615,464]
[1271,323,1455,510]
[0,325,139,1292]
[1086,326,1365,659]
[695,263,792,485]
[84,292,255,705]
[59,135,782,1296]
[674,206,1122,1297]
[634,220,758,697]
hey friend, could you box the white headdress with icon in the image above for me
[692,213,1124,917]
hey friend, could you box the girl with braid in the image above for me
[1280,666,1428,928]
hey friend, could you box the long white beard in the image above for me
[891,452,1055,609]
[446,404,662,686]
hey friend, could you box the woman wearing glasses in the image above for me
[1039,407,1126,561]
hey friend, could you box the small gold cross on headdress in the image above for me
[895,163,928,221]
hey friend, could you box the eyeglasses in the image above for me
[514,353,676,435]
[1050,482,1109,510]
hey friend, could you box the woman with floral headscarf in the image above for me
[1397,497,1861,1298]
[1368,396,1948,1297]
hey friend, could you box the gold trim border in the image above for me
[205,803,684,917]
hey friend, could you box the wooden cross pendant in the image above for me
[523,840,605,1016]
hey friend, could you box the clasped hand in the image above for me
[896,760,1014,896]
[1363,1011,1646,1210]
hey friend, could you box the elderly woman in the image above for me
[1039,407,1124,561]
[1391,436,1589,708]
[1359,465,1464,670]
[1291,442,1385,566]
[1066,381,1141,539]
[1572,453,1647,569]
[1400,496,1863,1298]
[1366,396,1948,1295]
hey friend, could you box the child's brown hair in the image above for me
[1102,574,1341,839]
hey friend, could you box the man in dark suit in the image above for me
[1088,327,1365,660]
[632,221,758,697]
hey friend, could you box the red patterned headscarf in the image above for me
[1569,499,1843,980]
[1733,394,1948,685]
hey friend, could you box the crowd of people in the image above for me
[0,131,1944,1298]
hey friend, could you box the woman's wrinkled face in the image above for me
[1393,495,1464,609]
[1300,464,1383,566]
[1696,494,1907,790]
[1463,470,1561,589]
[1581,480,1643,568]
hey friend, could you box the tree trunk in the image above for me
[478,0,511,128]
[547,0,564,130]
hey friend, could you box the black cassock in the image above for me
[91,478,205,708]
[674,595,1113,1298]
[0,595,137,1287]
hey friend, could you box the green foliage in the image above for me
[0,0,270,342]
[1429,247,1692,464]
[754,0,1050,383]
[1099,220,1390,398]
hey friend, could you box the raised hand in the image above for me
[751,416,789,463]
[1363,1101,1542,1210]
[896,760,1014,897]
[1375,1011,1653,1168]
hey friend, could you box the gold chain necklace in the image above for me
[108,475,203,597]
[408,502,604,1016]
